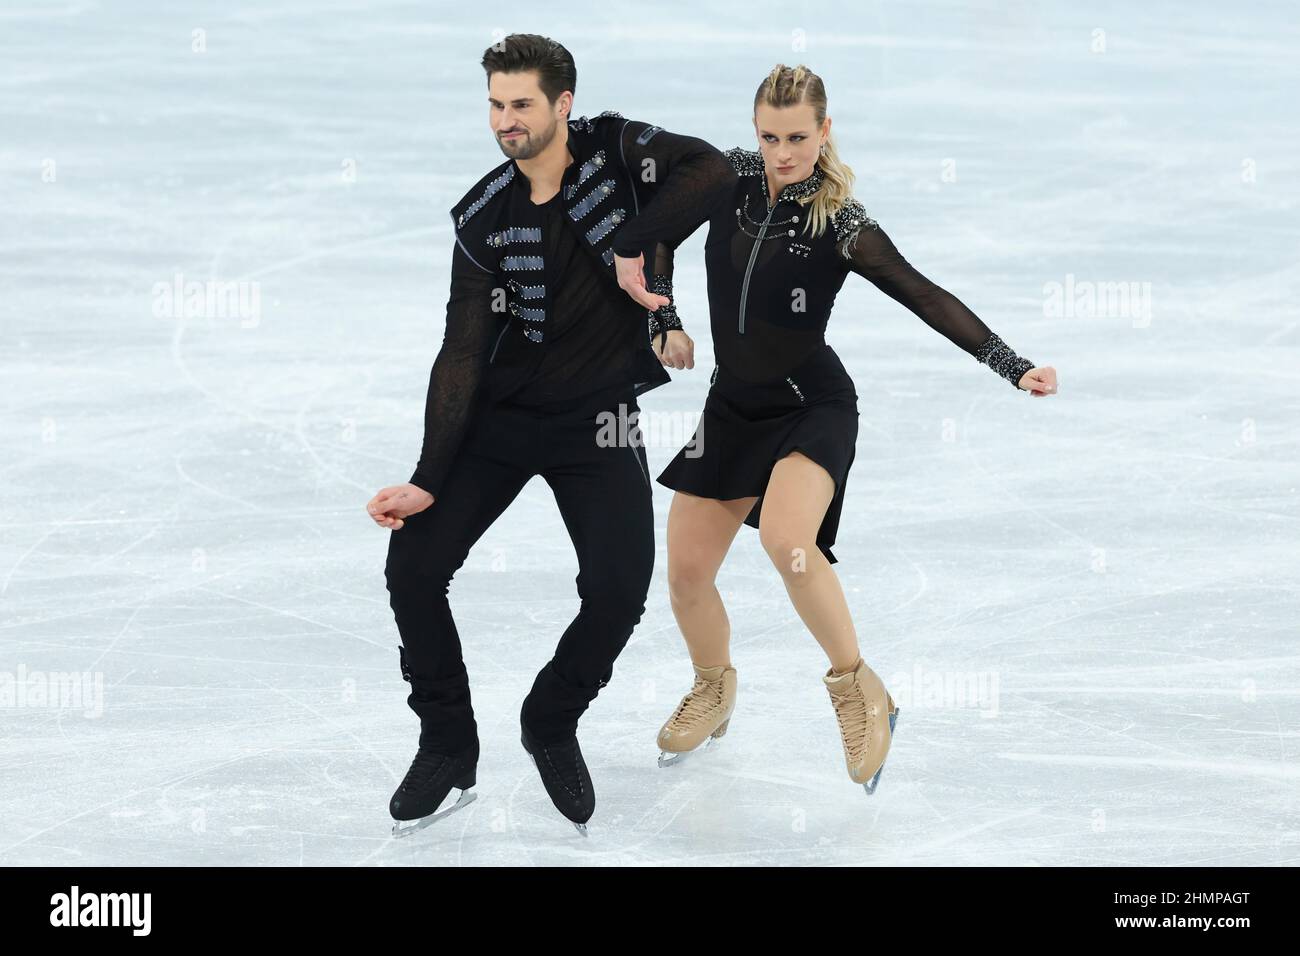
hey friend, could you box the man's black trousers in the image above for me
[384,382,655,754]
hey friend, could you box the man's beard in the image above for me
[496,117,558,160]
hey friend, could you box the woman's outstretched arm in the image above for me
[838,211,1040,390]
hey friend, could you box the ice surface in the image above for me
[2,1,1298,866]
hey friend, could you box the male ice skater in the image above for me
[366,34,729,834]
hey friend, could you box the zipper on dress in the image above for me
[738,192,777,335]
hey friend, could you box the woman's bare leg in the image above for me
[758,451,860,672]
[665,490,757,667]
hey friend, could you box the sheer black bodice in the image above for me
[693,146,1036,386]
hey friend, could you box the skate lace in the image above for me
[829,687,873,763]
[399,749,449,792]
[671,676,725,729]
[537,738,585,799]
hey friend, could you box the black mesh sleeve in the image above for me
[840,219,1036,389]
[408,241,505,496]
[610,121,733,257]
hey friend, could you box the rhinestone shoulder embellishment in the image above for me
[723,146,764,176]
[832,198,880,259]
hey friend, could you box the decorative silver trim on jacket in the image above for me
[565,149,607,199]
[568,179,615,221]
[508,302,546,322]
[488,226,542,247]
[584,208,626,245]
[457,165,515,228]
[501,255,544,271]
[505,278,544,300]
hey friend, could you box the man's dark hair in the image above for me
[481,34,576,104]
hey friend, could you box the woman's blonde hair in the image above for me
[754,64,854,238]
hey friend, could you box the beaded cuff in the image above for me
[974,332,1036,389]
[647,273,682,347]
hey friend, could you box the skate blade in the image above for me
[657,733,721,768]
[862,708,900,796]
[390,788,477,838]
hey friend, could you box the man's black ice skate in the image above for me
[389,740,478,838]
[521,725,595,836]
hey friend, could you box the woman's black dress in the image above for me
[656,147,1037,564]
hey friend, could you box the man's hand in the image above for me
[366,483,434,531]
[1018,366,1058,397]
[653,329,695,370]
[613,252,671,311]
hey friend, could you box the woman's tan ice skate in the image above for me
[656,663,737,768]
[823,657,899,794]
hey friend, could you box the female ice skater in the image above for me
[651,64,1058,793]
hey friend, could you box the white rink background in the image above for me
[2,1,1298,866]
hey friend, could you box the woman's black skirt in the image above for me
[656,344,859,564]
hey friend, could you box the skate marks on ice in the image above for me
[4,0,1300,865]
